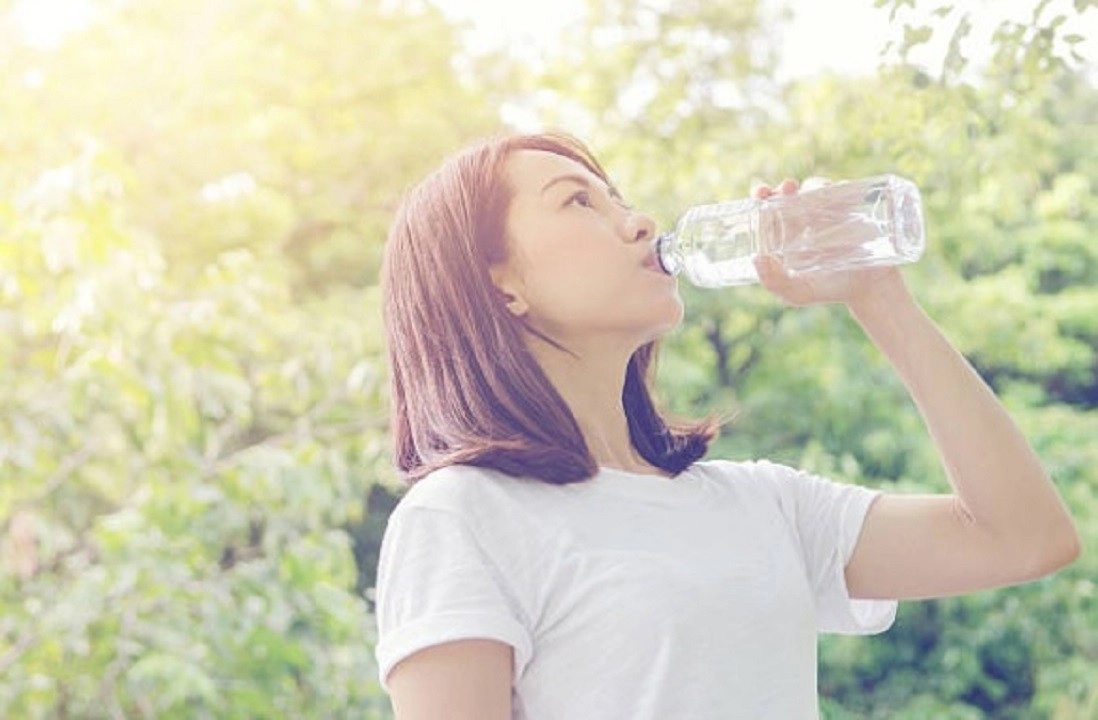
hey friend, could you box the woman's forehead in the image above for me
[504,149,605,194]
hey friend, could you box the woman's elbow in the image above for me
[1023,521,1082,581]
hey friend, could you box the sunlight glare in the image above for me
[12,0,94,48]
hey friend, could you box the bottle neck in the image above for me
[655,232,681,276]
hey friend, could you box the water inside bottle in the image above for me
[766,176,924,275]
[663,175,924,288]
[676,200,761,287]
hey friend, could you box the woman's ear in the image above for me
[488,263,529,317]
[501,293,529,318]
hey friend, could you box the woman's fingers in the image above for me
[755,255,809,306]
[751,183,773,199]
[752,178,801,199]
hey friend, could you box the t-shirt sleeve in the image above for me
[374,504,534,690]
[764,462,898,635]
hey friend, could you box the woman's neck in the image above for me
[528,337,657,474]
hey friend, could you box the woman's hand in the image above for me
[750,178,909,310]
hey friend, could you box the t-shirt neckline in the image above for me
[596,465,677,480]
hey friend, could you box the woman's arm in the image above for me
[751,178,1080,600]
[387,639,513,720]
[839,275,1080,599]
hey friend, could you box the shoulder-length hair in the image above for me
[381,131,716,485]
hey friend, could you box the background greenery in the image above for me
[1,0,1095,716]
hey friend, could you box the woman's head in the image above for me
[382,131,715,484]
[488,143,683,351]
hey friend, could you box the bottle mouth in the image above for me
[655,233,680,275]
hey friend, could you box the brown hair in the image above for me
[381,131,716,485]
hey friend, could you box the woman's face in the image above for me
[490,149,683,351]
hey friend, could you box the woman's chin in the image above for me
[645,305,685,342]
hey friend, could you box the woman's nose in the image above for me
[625,211,656,244]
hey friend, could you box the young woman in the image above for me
[375,132,1080,719]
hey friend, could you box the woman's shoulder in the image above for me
[696,457,871,520]
[690,458,822,508]
[692,457,800,486]
[386,465,560,559]
[393,464,543,518]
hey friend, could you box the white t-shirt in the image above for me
[374,460,897,719]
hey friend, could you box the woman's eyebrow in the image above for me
[539,173,624,201]
[539,173,593,194]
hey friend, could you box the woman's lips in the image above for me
[642,251,664,273]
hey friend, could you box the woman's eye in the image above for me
[566,190,594,209]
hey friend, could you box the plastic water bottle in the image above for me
[655,175,925,287]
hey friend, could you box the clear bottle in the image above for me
[655,174,925,287]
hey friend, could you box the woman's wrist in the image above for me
[846,271,920,329]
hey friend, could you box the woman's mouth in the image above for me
[642,251,666,273]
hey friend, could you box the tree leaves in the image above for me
[2,0,1096,716]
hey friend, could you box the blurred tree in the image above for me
[2,0,1095,716]
[0,140,393,718]
[0,0,497,292]
[0,0,500,716]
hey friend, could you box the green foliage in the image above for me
[2,0,1096,716]
[0,0,495,292]
[1,145,394,718]
[0,0,499,716]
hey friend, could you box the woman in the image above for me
[375,132,1080,719]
